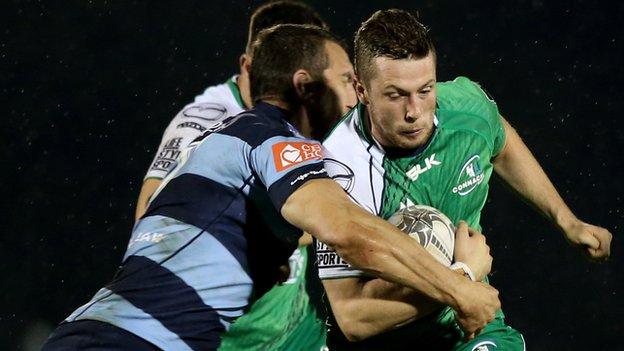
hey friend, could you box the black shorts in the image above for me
[41,320,161,351]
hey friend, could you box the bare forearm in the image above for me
[358,269,470,317]
[339,209,469,307]
[362,272,463,302]
[323,278,439,342]
[494,118,613,261]
[361,279,440,323]
[283,179,468,309]
[285,179,500,338]
[328,296,426,341]
[494,118,576,230]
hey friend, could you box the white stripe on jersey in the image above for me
[318,106,386,279]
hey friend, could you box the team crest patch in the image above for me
[452,154,484,196]
[272,142,323,172]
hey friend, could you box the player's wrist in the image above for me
[450,262,476,281]
[552,208,578,234]
[443,270,474,311]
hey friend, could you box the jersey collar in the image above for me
[354,103,376,146]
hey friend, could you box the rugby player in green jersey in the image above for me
[318,9,613,350]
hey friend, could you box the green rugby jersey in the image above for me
[318,76,506,347]
[219,246,327,351]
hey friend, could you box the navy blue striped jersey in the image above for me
[65,102,329,350]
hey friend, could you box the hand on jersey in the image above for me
[562,219,612,261]
[452,222,499,340]
[453,221,492,281]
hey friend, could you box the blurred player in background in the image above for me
[135,2,350,350]
[318,9,612,350]
[42,23,501,350]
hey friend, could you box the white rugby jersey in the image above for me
[145,76,246,180]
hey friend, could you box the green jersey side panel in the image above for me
[219,246,326,351]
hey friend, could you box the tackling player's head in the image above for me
[245,1,328,54]
[250,24,356,139]
[238,1,329,108]
[354,9,437,150]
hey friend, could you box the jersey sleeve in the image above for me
[249,135,329,211]
[438,77,506,157]
[144,101,235,180]
[464,78,506,156]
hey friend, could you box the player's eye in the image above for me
[386,92,402,100]
[419,86,433,96]
[340,72,354,85]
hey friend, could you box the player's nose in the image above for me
[406,94,423,120]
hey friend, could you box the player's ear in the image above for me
[354,76,370,105]
[239,54,251,75]
[293,69,313,99]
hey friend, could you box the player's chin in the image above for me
[395,135,426,149]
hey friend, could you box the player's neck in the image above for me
[291,107,313,139]
[237,74,253,109]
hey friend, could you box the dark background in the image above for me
[2,0,623,349]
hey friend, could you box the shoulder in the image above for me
[436,77,501,134]
[216,104,298,148]
[323,105,376,167]
[436,76,498,120]
[436,77,506,153]
[192,76,245,115]
[164,78,245,134]
[323,105,366,153]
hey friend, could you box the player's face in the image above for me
[305,41,356,138]
[359,53,437,150]
[322,41,357,115]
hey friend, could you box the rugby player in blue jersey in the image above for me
[133,3,349,349]
[43,24,501,350]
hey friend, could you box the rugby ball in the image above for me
[387,205,455,266]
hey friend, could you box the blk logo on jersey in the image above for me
[452,154,484,196]
[406,153,442,181]
[272,142,323,172]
